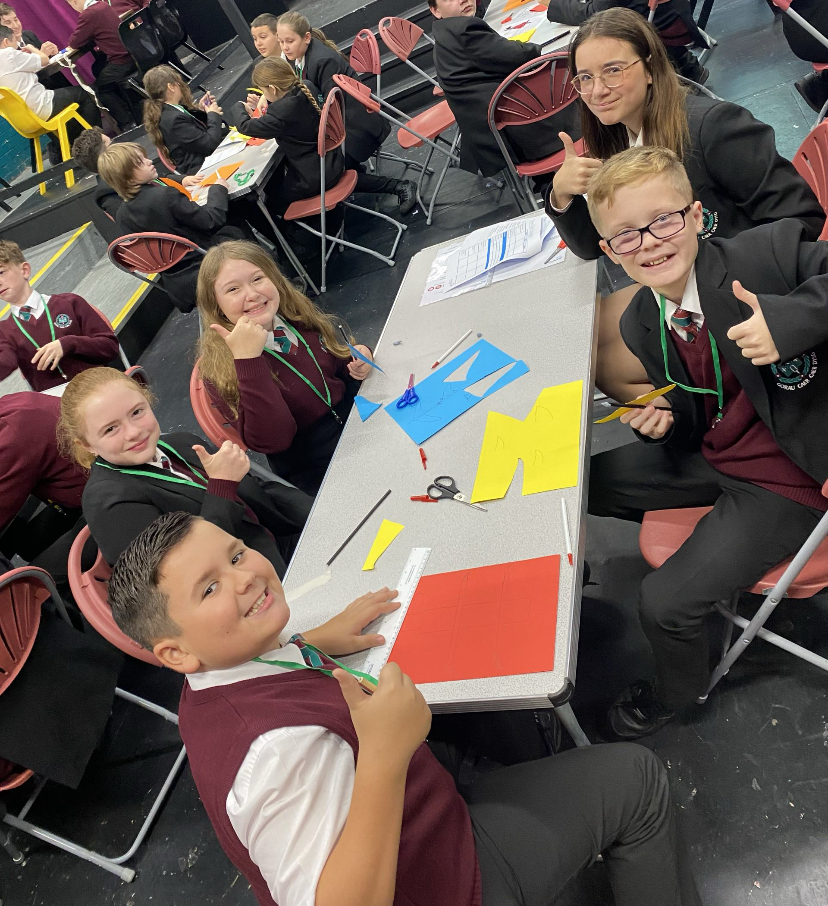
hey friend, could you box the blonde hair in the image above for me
[142,65,197,165]
[58,368,156,470]
[252,57,321,112]
[276,11,343,57]
[586,146,694,231]
[570,9,689,162]
[0,239,25,267]
[196,242,351,416]
[97,142,147,201]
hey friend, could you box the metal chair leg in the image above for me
[1,827,24,864]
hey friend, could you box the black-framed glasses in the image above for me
[605,205,693,255]
[572,59,643,95]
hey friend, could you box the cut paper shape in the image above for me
[362,519,404,571]
[385,339,528,445]
[201,161,243,187]
[158,177,192,200]
[347,342,385,374]
[470,381,583,503]
[594,383,676,424]
[509,28,536,42]
[246,137,266,146]
[389,555,560,684]
[503,0,533,11]
[354,395,382,421]
[530,3,546,9]
[442,351,476,383]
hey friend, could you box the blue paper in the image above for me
[384,339,528,444]
[354,395,383,421]
[348,342,385,374]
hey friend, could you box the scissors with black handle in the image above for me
[426,475,487,512]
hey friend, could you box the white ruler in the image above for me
[362,547,431,678]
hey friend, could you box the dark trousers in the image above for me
[93,60,138,129]
[588,444,823,708]
[467,743,701,906]
[50,85,102,145]
[345,153,399,196]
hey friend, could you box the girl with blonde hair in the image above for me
[196,240,375,494]
[58,366,311,569]
[142,64,229,175]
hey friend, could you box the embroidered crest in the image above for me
[699,207,718,240]
[54,313,72,329]
[771,351,817,391]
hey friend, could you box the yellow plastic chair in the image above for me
[0,87,93,194]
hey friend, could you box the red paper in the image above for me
[388,555,560,684]
[530,3,547,9]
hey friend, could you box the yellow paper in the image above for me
[362,520,404,571]
[470,381,583,503]
[593,384,676,424]
[509,28,536,42]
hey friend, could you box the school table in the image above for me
[193,136,320,295]
[483,0,577,52]
[282,216,599,746]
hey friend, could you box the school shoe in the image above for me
[607,679,675,740]
[395,180,418,216]
[795,70,828,114]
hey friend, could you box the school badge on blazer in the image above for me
[699,207,719,240]
[54,313,72,329]
[771,351,817,391]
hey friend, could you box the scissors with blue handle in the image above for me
[396,373,420,409]
[426,475,487,512]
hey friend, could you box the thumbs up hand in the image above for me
[549,132,603,209]
[725,280,779,366]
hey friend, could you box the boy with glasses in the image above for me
[586,146,828,740]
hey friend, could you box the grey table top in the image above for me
[284,215,598,712]
[193,137,283,202]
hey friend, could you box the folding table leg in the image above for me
[553,702,591,747]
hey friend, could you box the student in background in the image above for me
[0,2,58,54]
[58,367,312,570]
[783,0,828,111]
[196,241,373,495]
[71,126,121,218]
[108,511,703,906]
[0,240,120,393]
[587,146,828,739]
[544,8,824,404]
[251,12,416,214]
[428,0,578,180]
[63,0,138,130]
[143,65,229,175]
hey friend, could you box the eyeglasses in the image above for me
[605,205,693,255]
[572,59,643,95]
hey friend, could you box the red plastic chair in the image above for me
[639,481,828,702]
[282,88,406,292]
[155,145,178,174]
[647,0,715,64]
[488,53,584,211]
[773,1,828,125]
[378,16,442,91]
[793,121,828,239]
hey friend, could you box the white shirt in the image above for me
[651,265,704,342]
[147,448,197,482]
[0,46,52,119]
[188,645,356,906]
[9,289,48,320]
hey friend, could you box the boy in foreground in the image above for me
[587,147,828,739]
[109,512,701,906]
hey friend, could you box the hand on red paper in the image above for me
[303,587,400,656]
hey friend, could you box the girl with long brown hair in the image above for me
[142,64,229,175]
[196,241,375,494]
[544,8,824,403]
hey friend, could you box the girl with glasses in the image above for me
[544,8,824,403]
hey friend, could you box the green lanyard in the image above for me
[169,103,199,121]
[253,639,378,691]
[13,300,67,379]
[658,294,724,425]
[94,440,209,490]
[262,322,342,424]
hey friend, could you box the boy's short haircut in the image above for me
[586,147,695,234]
[109,511,197,650]
[251,12,279,29]
[97,141,147,201]
[0,5,16,19]
[0,240,26,267]
[71,127,107,174]
[0,24,13,41]
[426,0,437,8]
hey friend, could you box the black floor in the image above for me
[5,2,828,904]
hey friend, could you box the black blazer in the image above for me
[159,104,228,175]
[94,175,121,220]
[545,93,826,257]
[235,82,344,207]
[298,38,391,163]
[432,16,578,176]
[82,432,313,571]
[620,219,828,485]
[783,0,828,64]
[546,0,704,46]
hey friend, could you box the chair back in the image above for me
[350,28,382,77]
[0,755,32,792]
[119,9,165,73]
[378,17,423,62]
[0,87,47,137]
[490,53,577,132]
[332,73,380,113]
[156,145,177,173]
[190,360,248,450]
[148,0,186,54]
[0,567,53,696]
[68,526,162,666]
[794,122,828,241]
[318,88,347,157]
[108,232,205,276]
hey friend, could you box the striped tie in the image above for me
[289,634,325,667]
[671,307,699,343]
[17,305,33,322]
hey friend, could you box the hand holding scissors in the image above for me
[426,476,487,512]
[396,374,420,409]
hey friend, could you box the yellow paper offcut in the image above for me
[593,384,675,424]
[470,381,583,504]
[362,520,404,571]
[509,28,536,42]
